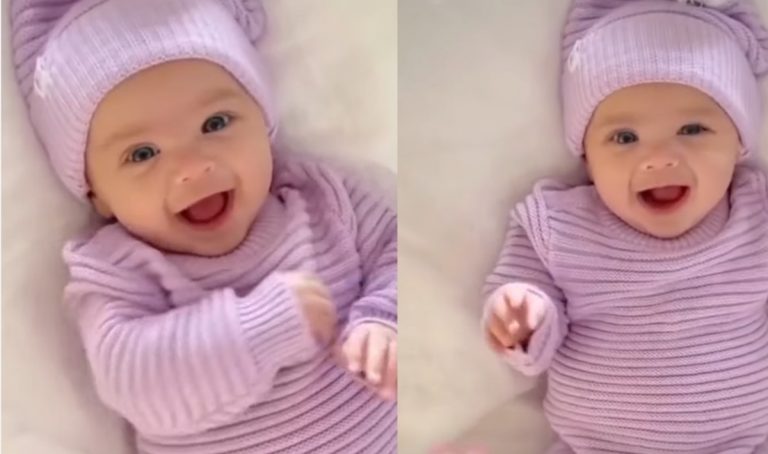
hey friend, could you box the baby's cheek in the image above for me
[594,172,630,206]
[117,198,169,235]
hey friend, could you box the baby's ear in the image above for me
[88,192,114,219]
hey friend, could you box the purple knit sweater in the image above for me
[62,154,397,454]
[485,164,768,454]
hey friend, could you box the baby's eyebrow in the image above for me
[594,105,719,130]
[594,113,638,129]
[196,88,243,108]
[93,88,244,152]
[677,106,719,118]
[94,124,148,153]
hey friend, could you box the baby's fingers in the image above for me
[522,291,547,331]
[487,312,516,349]
[380,340,397,400]
[502,285,528,317]
[307,295,335,344]
[364,330,388,385]
[342,327,368,374]
[301,277,331,300]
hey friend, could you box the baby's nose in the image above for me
[640,154,679,171]
[175,160,215,185]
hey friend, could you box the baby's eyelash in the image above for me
[122,144,160,164]
[607,129,638,144]
[678,123,712,135]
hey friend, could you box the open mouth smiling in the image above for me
[177,190,234,229]
[637,186,690,212]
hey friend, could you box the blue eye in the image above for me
[128,145,159,163]
[612,130,638,145]
[202,113,232,133]
[679,123,709,136]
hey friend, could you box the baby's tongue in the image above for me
[183,193,226,223]
[649,186,684,202]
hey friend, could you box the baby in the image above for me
[10,0,396,453]
[483,0,768,453]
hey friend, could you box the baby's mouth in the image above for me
[638,186,690,211]
[179,191,233,226]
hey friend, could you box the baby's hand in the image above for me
[283,272,336,346]
[338,323,397,400]
[484,283,547,352]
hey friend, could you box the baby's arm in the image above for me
[341,175,397,332]
[483,217,568,376]
[64,249,325,437]
[336,172,397,398]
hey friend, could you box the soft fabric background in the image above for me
[1,1,395,453]
[398,1,768,453]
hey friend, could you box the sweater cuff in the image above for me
[344,298,397,340]
[236,273,319,370]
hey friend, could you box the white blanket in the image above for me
[398,1,768,453]
[1,1,395,453]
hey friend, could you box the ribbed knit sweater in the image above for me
[485,164,768,454]
[62,154,397,454]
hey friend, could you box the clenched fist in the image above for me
[284,272,337,346]
[338,323,397,400]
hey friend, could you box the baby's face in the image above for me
[86,59,272,256]
[583,83,740,239]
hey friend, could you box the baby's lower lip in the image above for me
[638,186,690,213]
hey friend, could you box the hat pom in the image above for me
[10,0,80,102]
[563,0,768,76]
[710,0,768,74]
[222,0,267,44]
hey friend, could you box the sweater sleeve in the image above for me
[63,241,319,437]
[339,172,397,334]
[483,195,569,376]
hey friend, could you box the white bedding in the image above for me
[398,1,768,453]
[1,1,395,453]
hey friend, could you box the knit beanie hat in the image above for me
[562,0,768,157]
[10,0,276,200]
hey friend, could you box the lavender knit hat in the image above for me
[10,0,276,200]
[562,0,768,157]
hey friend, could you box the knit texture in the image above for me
[10,0,276,199]
[485,165,768,453]
[561,0,768,157]
[62,155,397,454]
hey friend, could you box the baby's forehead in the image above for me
[593,84,726,120]
[93,61,252,114]
[88,69,258,150]
[105,60,248,98]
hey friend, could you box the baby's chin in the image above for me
[633,221,698,239]
[144,231,248,257]
[121,216,254,257]
[180,234,248,257]
[623,206,714,239]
